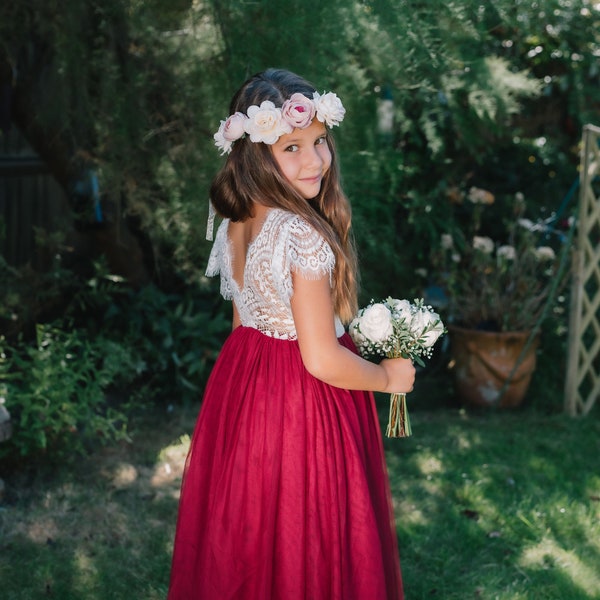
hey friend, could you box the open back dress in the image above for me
[167,208,404,599]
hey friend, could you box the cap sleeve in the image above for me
[271,214,334,304]
[286,217,335,280]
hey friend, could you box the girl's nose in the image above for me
[305,145,326,168]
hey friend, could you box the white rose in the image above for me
[409,308,444,348]
[358,303,393,343]
[386,298,413,324]
[244,101,293,145]
[313,91,346,128]
[349,314,366,346]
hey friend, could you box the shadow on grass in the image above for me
[380,379,600,600]
[0,406,198,599]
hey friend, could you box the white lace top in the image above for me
[206,208,345,340]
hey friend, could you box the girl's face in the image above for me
[271,119,332,199]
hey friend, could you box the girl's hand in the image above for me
[380,357,416,394]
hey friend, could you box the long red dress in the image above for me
[168,209,403,599]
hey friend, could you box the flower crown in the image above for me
[214,91,345,155]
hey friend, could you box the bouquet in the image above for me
[349,298,446,437]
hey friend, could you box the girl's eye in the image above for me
[316,136,327,146]
[284,144,299,152]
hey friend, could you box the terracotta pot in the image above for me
[448,325,539,408]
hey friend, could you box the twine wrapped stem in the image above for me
[386,392,412,438]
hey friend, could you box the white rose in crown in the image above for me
[409,307,444,348]
[357,303,394,343]
[244,100,293,144]
[313,91,346,128]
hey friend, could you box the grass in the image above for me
[387,409,600,599]
[1,393,599,599]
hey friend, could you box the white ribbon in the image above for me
[205,199,216,241]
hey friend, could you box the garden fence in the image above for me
[0,127,69,268]
[564,123,600,416]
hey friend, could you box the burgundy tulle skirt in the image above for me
[168,326,403,599]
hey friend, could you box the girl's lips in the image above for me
[300,175,321,183]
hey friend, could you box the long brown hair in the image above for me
[210,69,358,321]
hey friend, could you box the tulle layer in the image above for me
[168,326,403,599]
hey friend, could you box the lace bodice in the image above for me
[206,208,345,340]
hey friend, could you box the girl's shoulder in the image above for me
[269,208,321,242]
[268,209,334,274]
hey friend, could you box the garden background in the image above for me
[1,1,599,598]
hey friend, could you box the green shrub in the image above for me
[0,268,230,462]
[101,283,230,406]
[0,325,136,460]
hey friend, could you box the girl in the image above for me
[167,68,415,600]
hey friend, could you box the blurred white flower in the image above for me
[535,246,556,261]
[441,233,454,249]
[497,245,516,260]
[473,236,494,254]
[467,187,495,205]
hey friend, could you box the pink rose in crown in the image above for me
[281,93,316,129]
[222,112,247,141]
[214,112,248,154]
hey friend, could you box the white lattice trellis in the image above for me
[565,124,600,416]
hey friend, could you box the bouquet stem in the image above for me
[386,393,412,438]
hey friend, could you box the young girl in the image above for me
[167,68,415,600]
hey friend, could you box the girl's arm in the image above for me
[290,273,415,394]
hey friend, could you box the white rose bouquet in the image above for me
[349,298,446,437]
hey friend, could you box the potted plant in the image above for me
[429,187,565,408]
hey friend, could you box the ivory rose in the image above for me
[281,93,316,129]
[244,101,293,145]
[409,307,445,347]
[386,298,413,324]
[357,303,393,343]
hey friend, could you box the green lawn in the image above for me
[1,399,599,599]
